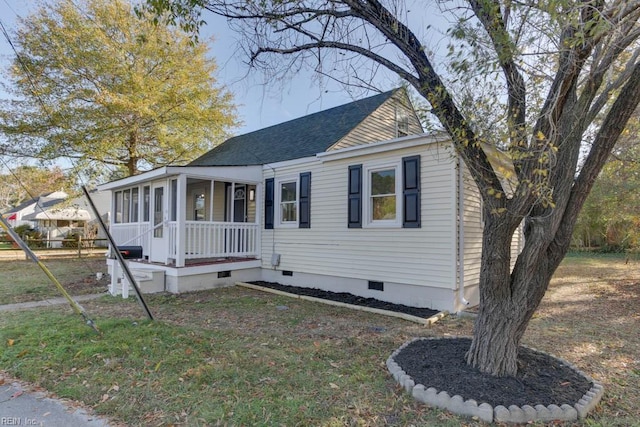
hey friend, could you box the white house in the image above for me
[4,191,69,229]
[98,89,521,312]
[3,190,111,247]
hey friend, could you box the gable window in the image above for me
[366,165,401,226]
[397,115,410,137]
[279,180,298,225]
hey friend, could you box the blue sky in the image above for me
[0,0,404,136]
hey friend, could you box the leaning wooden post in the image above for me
[82,186,154,320]
[0,215,100,333]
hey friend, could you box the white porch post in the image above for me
[255,182,262,259]
[230,182,235,222]
[176,174,187,267]
[209,180,215,221]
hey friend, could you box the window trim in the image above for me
[275,176,299,228]
[114,186,141,224]
[364,162,402,228]
[143,186,150,222]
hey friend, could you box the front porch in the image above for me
[111,220,261,264]
[99,165,264,294]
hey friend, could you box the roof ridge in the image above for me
[190,88,403,167]
[229,89,398,140]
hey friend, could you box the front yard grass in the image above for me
[0,257,107,304]
[0,253,638,426]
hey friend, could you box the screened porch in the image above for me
[101,166,263,268]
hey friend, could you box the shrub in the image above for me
[62,232,84,248]
[9,225,45,248]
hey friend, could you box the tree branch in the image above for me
[468,0,527,150]
[552,60,640,261]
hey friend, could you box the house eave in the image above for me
[317,132,450,162]
[262,155,319,171]
[98,165,263,191]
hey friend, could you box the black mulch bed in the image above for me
[249,281,439,319]
[394,338,592,407]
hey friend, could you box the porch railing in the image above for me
[169,221,259,259]
[110,223,151,251]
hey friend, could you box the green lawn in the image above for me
[0,257,108,304]
[0,255,638,426]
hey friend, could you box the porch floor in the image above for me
[138,257,258,268]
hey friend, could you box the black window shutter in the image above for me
[265,178,274,229]
[403,155,421,228]
[299,172,311,228]
[348,164,362,228]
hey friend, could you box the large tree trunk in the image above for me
[465,213,563,377]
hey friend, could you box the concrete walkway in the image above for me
[1,294,115,426]
[0,379,112,427]
[0,293,106,312]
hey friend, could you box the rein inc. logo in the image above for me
[1,418,38,425]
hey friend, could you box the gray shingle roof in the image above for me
[189,89,398,166]
[4,193,66,214]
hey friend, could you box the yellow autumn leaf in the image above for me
[7,339,14,346]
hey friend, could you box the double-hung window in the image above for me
[265,172,311,229]
[370,167,398,222]
[366,164,401,226]
[348,155,420,229]
[278,179,298,226]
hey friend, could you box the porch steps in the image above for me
[110,265,165,297]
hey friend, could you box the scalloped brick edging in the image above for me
[387,337,604,424]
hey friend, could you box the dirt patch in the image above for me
[62,274,109,296]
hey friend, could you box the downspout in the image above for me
[458,156,470,311]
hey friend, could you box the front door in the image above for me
[150,182,168,263]
[233,185,247,223]
[225,185,247,254]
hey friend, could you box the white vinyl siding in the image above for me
[330,92,423,151]
[461,164,483,291]
[212,181,226,221]
[461,163,524,291]
[261,138,457,289]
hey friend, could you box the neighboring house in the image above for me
[3,190,69,230]
[3,190,111,247]
[98,88,521,312]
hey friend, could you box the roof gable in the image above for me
[4,191,68,214]
[189,89,401,166]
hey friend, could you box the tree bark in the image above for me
[466,212,558,377]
